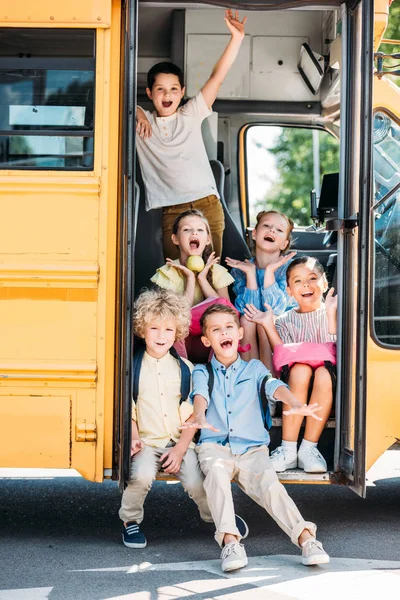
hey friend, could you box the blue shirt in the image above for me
[231,257,298,316]
[190,355,287,455]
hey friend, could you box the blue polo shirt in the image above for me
[190,355,287,455]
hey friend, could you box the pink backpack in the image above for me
[190,297,238,336]
[273,342,337,376]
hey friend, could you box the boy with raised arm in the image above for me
[183,303,330,572]
[135,9,247,259]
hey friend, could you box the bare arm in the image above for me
[243,303,284,349]
[165,259,196,306]
[197,253,230,300]
[325,288,338,335]
[201,10,247,108]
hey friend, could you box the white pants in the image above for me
[196,443,317,547]
[119,445,213,524]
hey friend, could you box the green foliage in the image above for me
[254,128,340,226]
[379,1,400,87]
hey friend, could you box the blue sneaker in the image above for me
[122,521,147,548]
[235,514,249,540]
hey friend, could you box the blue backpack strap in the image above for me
[169,346,191,404]
[260,374,273,431]
[132,346,146,404]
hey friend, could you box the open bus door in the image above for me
[334,0,377,497]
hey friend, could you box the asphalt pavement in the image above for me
[0,453,399,600]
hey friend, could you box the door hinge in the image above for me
[326,213,358,232]
[75,421,97,442]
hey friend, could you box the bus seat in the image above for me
[134,165,164,297]
[209,159,251,263]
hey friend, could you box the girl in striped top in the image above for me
[226,210,297,371]
[244,256,337,474]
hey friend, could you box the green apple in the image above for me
[186,255,205,273]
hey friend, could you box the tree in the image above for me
[253,128,340,226]
[379,1,400,87]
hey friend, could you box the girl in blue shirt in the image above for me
[226,210,296,371]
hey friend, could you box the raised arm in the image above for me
[201,10,247,108]
[325,288,338,335]
[243,303,284,349]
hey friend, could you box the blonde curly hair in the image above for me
[133,288,191,341]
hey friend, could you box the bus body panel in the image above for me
[0,0,121,481]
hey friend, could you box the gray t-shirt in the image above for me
[136,92,219,211]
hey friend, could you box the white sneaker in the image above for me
[270,445,297,472]
[301,538,330,566]
[298,445,327,473]
[221,542,248,572]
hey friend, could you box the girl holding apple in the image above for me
[151,209,236,361]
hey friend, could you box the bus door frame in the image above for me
[334,0,373,497]
[114,0,139,490]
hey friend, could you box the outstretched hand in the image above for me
[325,287,338,312]
[166,258,195,280]
[265,251,297,274]
[243,302,274,325]
[225,257,256,275]
[180,414,220,432]
[198,252,220,279]
[283,403,323,421]
[224,9,247,40]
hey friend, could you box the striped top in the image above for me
[275,306,336,344]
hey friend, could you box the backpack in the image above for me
[204,363,273,431]
[132,346,191,405]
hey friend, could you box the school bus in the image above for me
[0,0,398,497]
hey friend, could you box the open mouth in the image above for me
[189,239,200,250]
[264,234,275,242]
[301,292,314,298]
[162,101,173,108]
[220,339,233,349]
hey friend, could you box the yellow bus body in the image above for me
[0,0,122,481]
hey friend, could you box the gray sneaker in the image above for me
[301,538,330,566]
[221,542,248,572]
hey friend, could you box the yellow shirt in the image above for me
[132,351,194,448]
[151,259,234,306]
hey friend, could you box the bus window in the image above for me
[0,28,95,169]
[245,125,340,226]
[373,111,400,347]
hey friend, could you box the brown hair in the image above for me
[200,303,240,334]
[286,256,326,284]
[254,210,294,253]
[133,288,191,341]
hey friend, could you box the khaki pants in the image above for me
[162,195,225,260]
[119,445,213,524]
[196,443,316,548]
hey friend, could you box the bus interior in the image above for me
[132,1,348,484]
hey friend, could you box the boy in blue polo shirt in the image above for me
[183,303,329,573]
